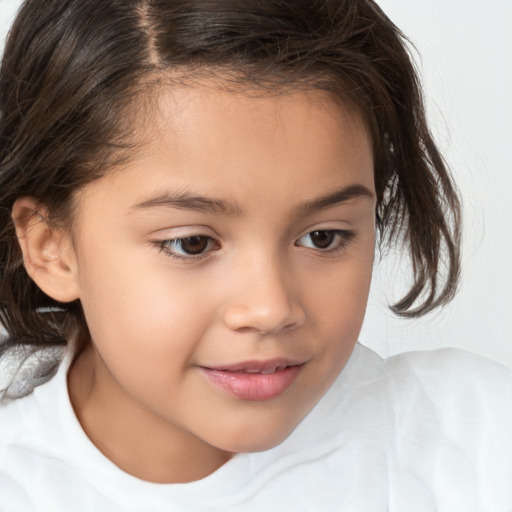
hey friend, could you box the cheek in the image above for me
[75,243,216,373]
[311,243,373,320]
[306,246,374,364]
[277,252,374,427]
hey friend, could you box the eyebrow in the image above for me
[131,184,374,216]
[296,184,374,215]
[132,191,243,216]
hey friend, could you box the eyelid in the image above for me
[148,224,218,238]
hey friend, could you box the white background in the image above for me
[360,0,512,368]
[1,0,511,368]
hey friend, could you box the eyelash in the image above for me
[153,229,356,262]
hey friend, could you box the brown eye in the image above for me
[296,229,356,252]
[179,236,210,255]
[158,235,219,259]
[309,230,335,249]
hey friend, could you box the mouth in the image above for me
[200,359,305,401]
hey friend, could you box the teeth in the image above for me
[218,365,291,374]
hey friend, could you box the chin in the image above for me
[212,421,299,454]
[224,438,287,454]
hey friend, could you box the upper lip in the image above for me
[202,358,306,374]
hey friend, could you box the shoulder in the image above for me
[0,345,64,448]
[0,347,64,452]
[382,346,512,416]
[383,344,512,381]
[326,343,512,438]
[0,344,65,403]
[0,345,71,510]
[378,346,512,509]
[0,345,64,439]
[0,387,44,509]
[378,345,512,445]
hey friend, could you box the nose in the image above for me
[222,254,306,335]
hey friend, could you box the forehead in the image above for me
[152,81,370,143]
[75,84,374,219]
[150,84,371,175]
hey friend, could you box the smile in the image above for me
[200,360,305,401]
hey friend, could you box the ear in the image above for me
[12,197,80,303]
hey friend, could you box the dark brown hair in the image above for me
[0,0,461,354]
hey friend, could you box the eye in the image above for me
[156,235,220,260]
[296,229,355,252]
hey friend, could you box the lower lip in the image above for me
[200,365,302,401]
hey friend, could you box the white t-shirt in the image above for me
[1,342,512,512]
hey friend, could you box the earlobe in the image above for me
[12,197,80,303]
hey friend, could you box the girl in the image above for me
[0,1,511,510]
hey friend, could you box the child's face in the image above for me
[68,84,375,471]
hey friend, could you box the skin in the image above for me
[26,85,376,483]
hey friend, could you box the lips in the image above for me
[200,359,305,401]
